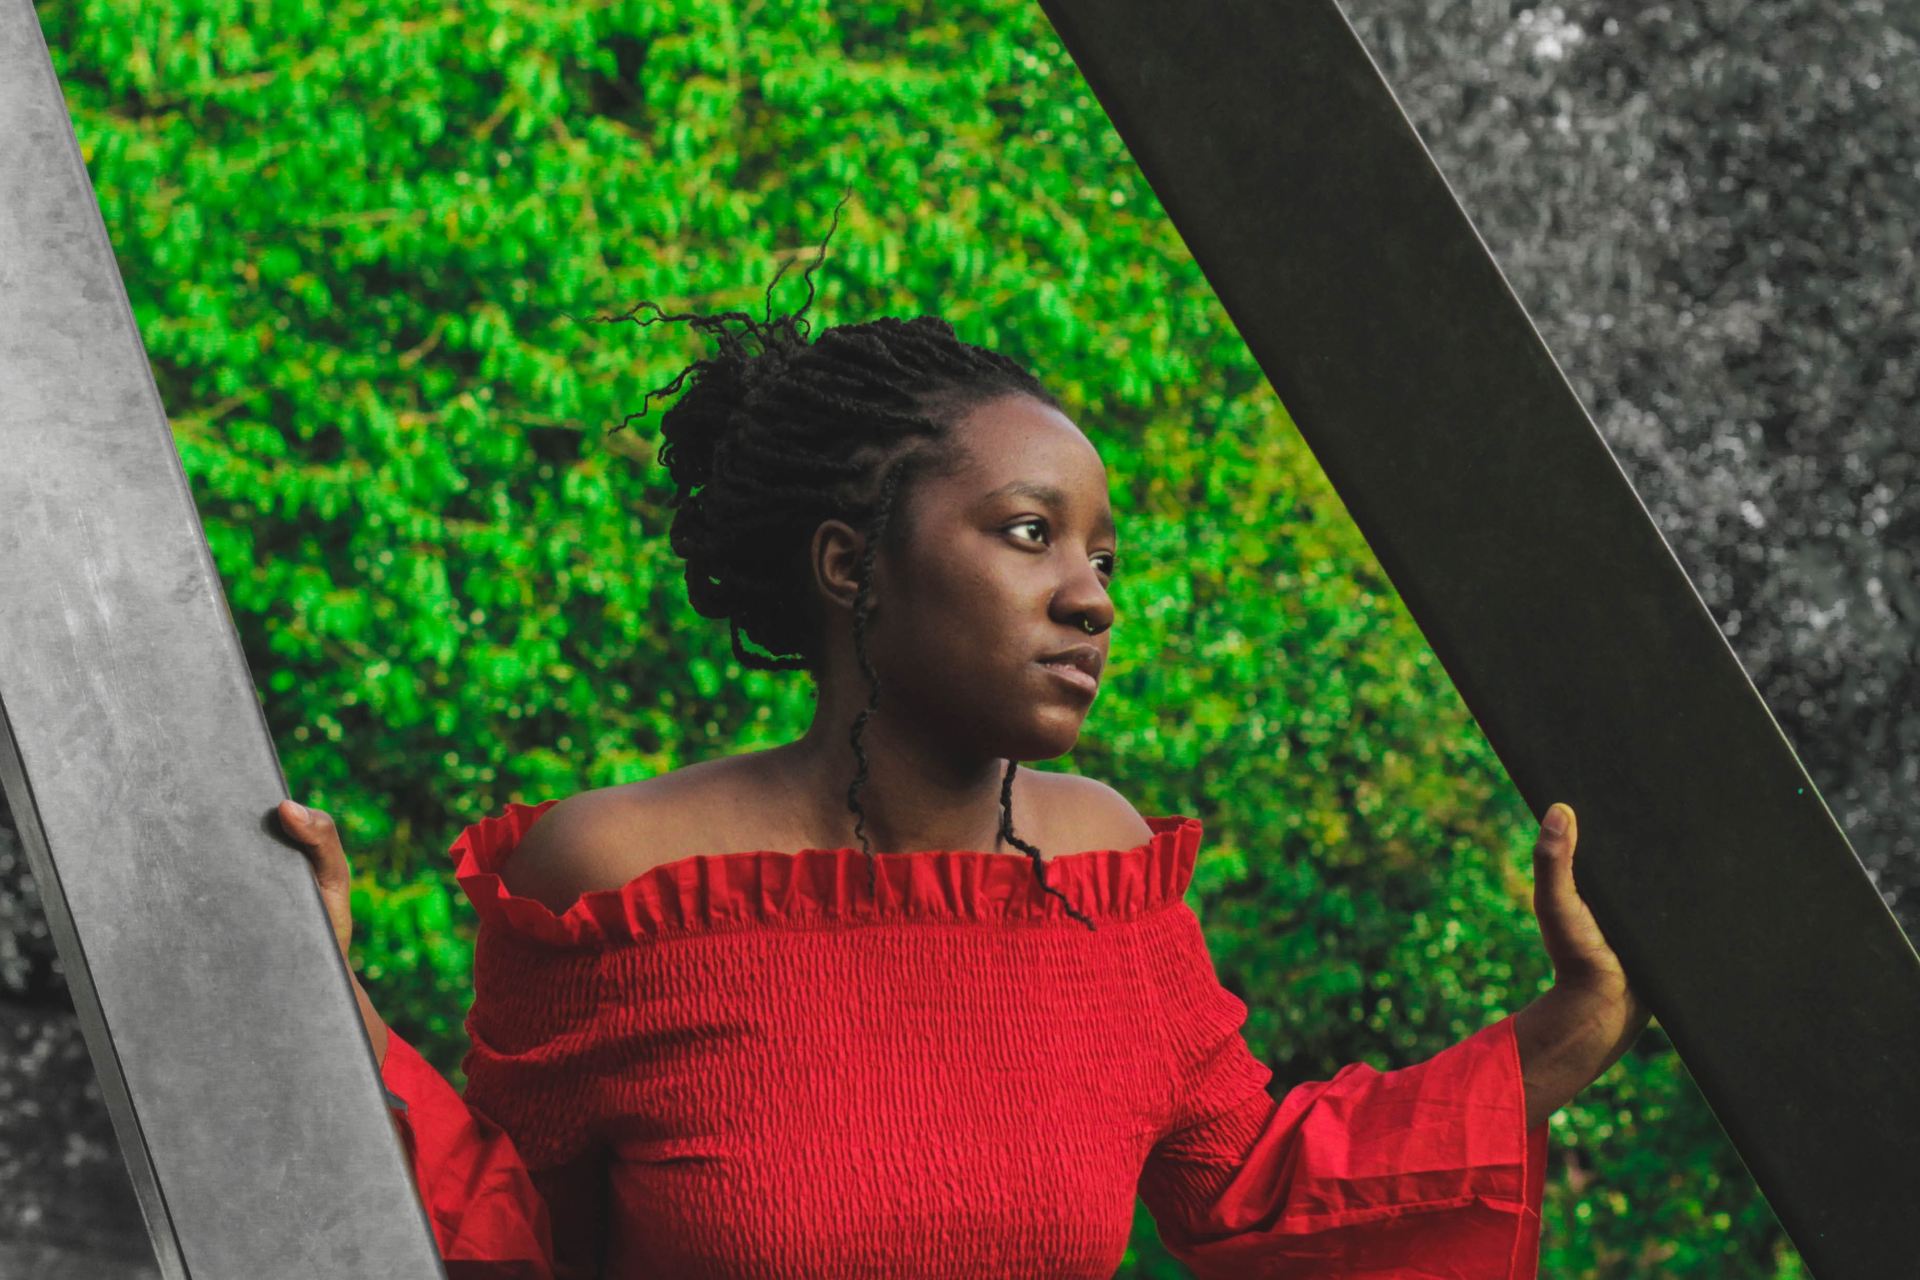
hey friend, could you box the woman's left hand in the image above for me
[1513,803,1655,1128]
[1532,803,1638,995]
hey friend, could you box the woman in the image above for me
[281,238,1650,1278]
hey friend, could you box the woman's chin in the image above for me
[1008,712,1087,761]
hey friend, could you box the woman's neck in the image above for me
[766,717,1021,855]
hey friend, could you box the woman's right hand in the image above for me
[276,798,390,1066]
[278,799,356,959]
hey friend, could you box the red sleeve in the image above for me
[381,1029,607,1280]
[1137,906,1548,1278]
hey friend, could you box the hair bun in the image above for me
[598,304,809,500]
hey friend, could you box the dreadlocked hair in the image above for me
[578,189,1099,931]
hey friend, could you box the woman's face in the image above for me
[868,393,1119,763]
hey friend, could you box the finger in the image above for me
[276,799,349,883]
[1532,803,1578,899]
[1534,804,1628,978]
[1532,803,1588,952]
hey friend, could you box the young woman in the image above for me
[281,255,1649,1278]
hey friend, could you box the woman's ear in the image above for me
[809,518,870,612]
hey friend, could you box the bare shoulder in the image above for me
[496,762,1154,912]
[1038,771,1157,853]
[496,772,712,915]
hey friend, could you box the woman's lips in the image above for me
[1037,659,1098,696]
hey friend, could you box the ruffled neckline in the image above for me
[451,798,1205,949]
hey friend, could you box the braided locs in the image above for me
[579,190,1099,930]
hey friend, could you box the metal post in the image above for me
[0,3,445,1274]
[1029,1,1919,1275]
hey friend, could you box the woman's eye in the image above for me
[1007,519,1049,544]
[1008,521,1118,577]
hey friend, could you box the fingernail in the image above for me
[1544,804,1569,835]
[287,802,310,823]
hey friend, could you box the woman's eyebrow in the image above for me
[978,481,1117,537]
[982,480,1065,507]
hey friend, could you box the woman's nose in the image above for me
[1053,563,1115,631]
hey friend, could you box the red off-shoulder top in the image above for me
[379,799,1549,1279]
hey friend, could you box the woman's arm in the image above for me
[352,971,420,1196]
[1517,803,1654,1129]
[282,799,582,1275]
[282,797,417,1194]
[1513,974,1646,1130]
[1137,907,1549,1279]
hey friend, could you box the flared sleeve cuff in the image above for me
[380,1029,562,1278]
[1140,1013,1550,1279]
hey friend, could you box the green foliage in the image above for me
[39,0,1800,1273]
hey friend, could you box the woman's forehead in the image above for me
[947,398,1108,486]
[936,418,1121,533]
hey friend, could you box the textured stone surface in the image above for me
[1337,0,1919,930]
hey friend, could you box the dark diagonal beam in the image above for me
[1030,1,1918,1275]
[0,4,444,1275]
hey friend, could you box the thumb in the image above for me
[1537,802,1575,872]
[277,799,349,879]
[1533,803,1584,938]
